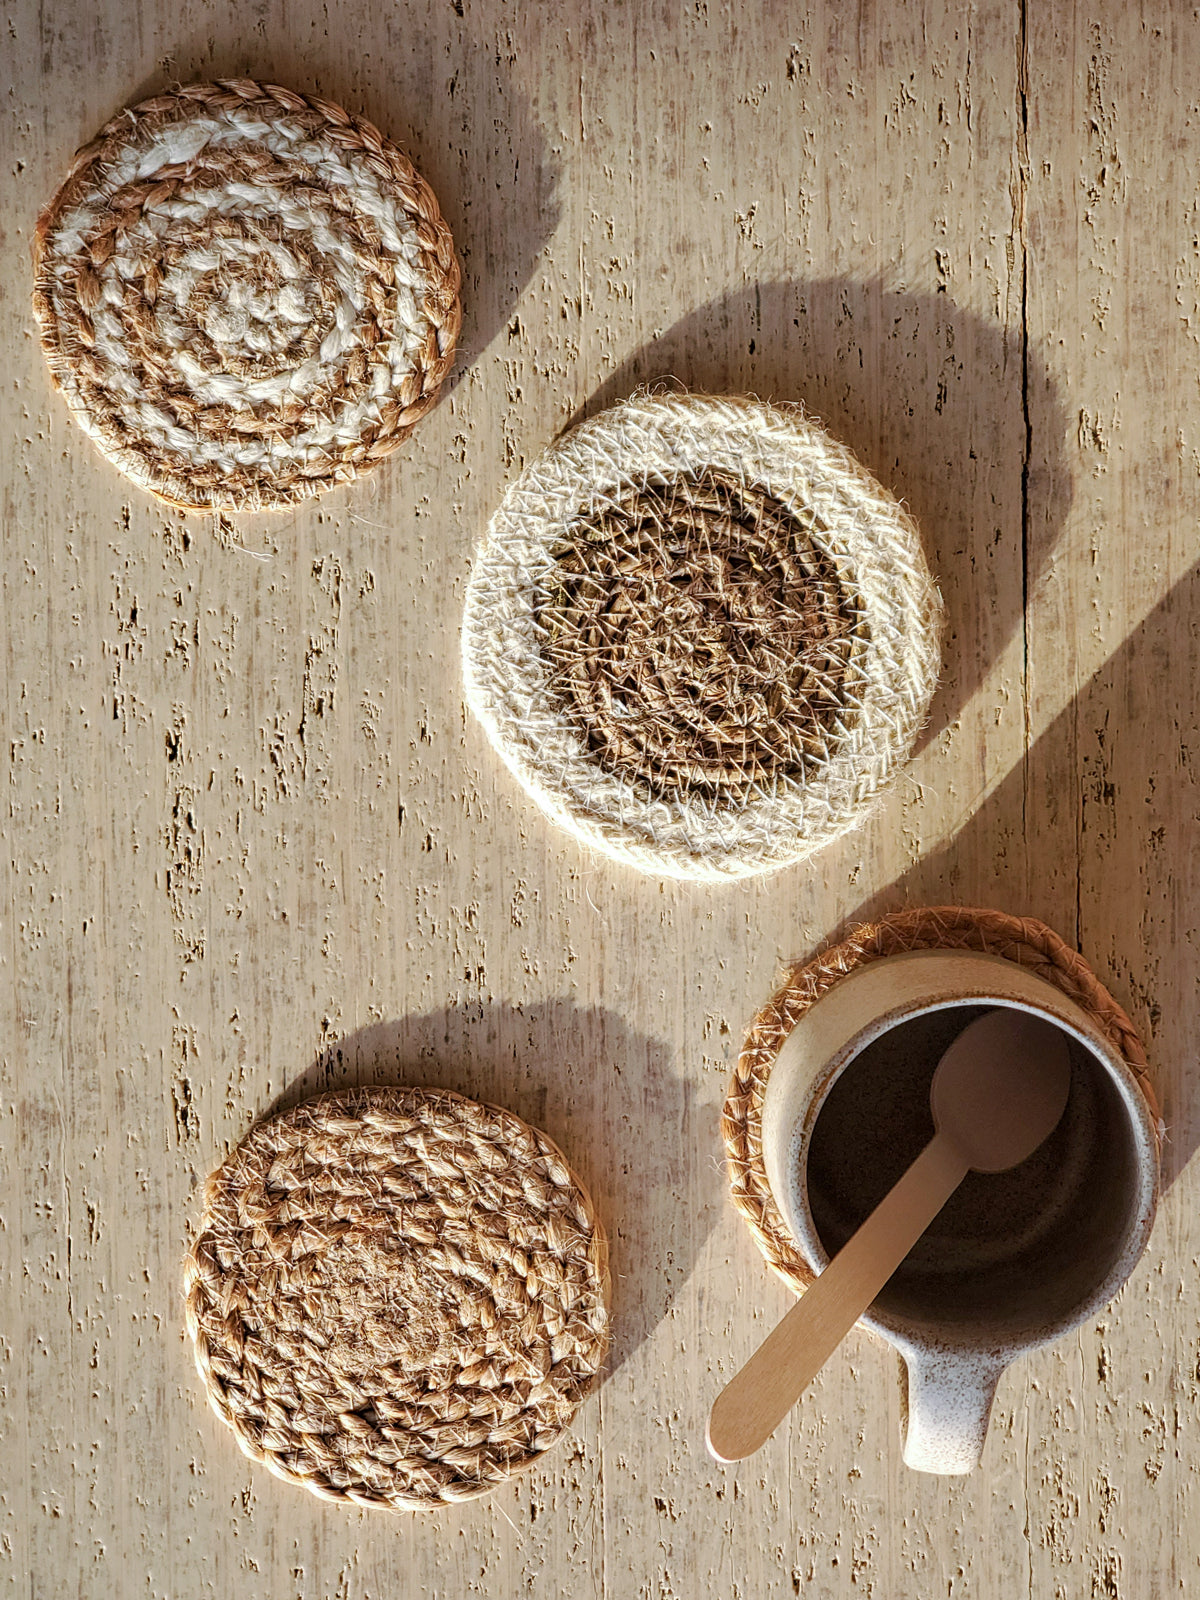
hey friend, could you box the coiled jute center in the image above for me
[184,1087,609,1510]
[540,469,864,797]
[34,80,461,510]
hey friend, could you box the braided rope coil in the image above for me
[721,906,1160,1293]
[34,80,461,510]
[462,392,942,881]
[184,1087,609,1510]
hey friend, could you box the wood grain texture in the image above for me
[1,0,1196,1594]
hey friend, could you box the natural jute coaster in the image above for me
[34,79,460,510]
[184,1087,609,1510]
[721,905,1160,1293]
[462,392,942,881]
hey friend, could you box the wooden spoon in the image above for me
[706,1008,1073,1463]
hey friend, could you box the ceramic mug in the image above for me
[760,949,1160,1474]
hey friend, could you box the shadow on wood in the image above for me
[799,562,1200,1195]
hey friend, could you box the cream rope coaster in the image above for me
[722,906,1159,1293]
[184,1087,609,1510]
[34,80,460,510]
[462,392,942,881]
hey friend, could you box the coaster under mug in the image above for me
[722,909,1161,1473]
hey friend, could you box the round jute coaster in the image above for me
[34,80,460,511]
[184,1087,609,1510]
[721,906,1160,1292]
[462,392,942,881]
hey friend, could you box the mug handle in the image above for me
[900,1350,1005,1474]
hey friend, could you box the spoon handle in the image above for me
[707,1132,970,1463]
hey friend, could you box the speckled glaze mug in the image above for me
[760,949,1159,1474]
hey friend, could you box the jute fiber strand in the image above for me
[721,906,1160,1293]
[184,1087,609,1510]
[33,80,461,510]
[462,392,942,881]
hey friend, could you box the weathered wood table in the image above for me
[3,2,1197,1594]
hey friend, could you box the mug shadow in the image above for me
[567,277,1071,752]
[264,999,719,1385]
[819,559,1200,1194]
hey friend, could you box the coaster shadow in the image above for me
[267,999,720,1386]
[567,276,1072,755]
[120,32,558,379]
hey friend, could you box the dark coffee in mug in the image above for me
[805,1004,1142,1338]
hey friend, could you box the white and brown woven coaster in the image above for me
[721,906,1160,1292]
[34,80,460,511]
[184,1087,609,1510]
[462,392,942,881]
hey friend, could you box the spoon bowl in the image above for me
[931,1008,1072,1171]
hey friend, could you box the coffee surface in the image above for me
[805,1006,1133,1335]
